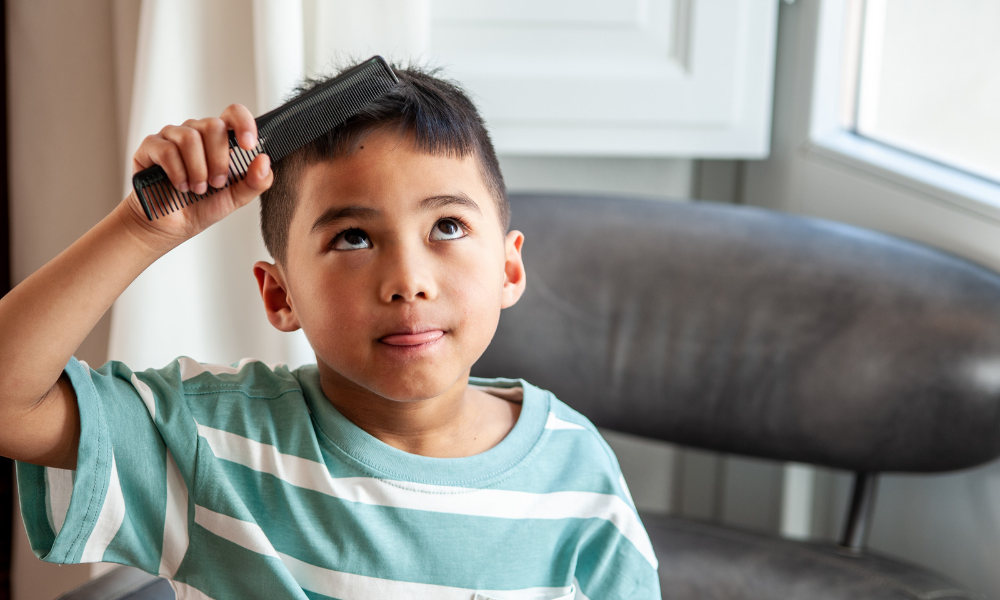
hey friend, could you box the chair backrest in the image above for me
[472,193,1000,473]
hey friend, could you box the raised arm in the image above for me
[0,104,272,470]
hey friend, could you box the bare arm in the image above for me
[0,104,272,470]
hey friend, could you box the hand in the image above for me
[122,103,273,252]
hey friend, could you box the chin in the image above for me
[371,380,456,403]
[364,367,465,402]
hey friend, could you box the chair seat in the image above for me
[57,566,173,600]
[641,512,982,600]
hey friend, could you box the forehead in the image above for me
[291,130,495,227]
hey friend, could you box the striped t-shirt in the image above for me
[17,357,661,600]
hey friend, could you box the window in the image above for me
[846,0,1000,184]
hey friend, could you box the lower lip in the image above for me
[380,330,445,346]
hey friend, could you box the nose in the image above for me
[378,242,438,303]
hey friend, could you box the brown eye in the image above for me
[332,228,371,251]
[430,218,466,241]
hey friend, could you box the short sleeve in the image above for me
[16,357,193,576]
[573,502,662,599]
[573,434,662,599]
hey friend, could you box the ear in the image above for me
[500,230,526,309]
[253,261,301,332]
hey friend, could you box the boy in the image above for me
[0,64,660,599]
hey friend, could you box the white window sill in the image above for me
[802,131,1000,224]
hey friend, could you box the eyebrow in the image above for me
[310,206,381,234]
[420,193,483,215]
[310,194,482,234]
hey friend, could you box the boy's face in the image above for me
[254,129,525,403]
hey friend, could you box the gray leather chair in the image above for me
[473,193,999,599]
[58,192,999,599]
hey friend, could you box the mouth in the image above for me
[379,329,446,347]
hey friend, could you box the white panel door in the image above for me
[429,0,779,157]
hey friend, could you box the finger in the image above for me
[229,154,273,207]
[134,135,189,193]
[220,104,257,151]
[160,125,210,194]
[186,117,230,189]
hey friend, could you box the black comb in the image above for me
[132,56,399,220]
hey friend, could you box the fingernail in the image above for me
[178,181,190,192]
[193,181,208,195]
[241,132,256,149]
[210,175,227,188]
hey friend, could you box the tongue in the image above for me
[381,330,444,346]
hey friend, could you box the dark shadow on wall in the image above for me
[1,0,13,598]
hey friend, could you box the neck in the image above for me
[317,365,518,458]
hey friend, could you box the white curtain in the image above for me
[108,0,429,370]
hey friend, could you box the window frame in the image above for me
[802,0,1000,223]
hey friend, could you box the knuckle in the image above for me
[158,124,175,136]
[180,128,201,144]
[207,117,226,134]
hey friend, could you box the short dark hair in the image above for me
[259,62,510,264]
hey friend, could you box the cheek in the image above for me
[293,271,369,340]
[445,248,505,330]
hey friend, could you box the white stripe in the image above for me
[194,506,574,600]
[544,413,585,430]
[179,357,265,381]
[196,423,657,568]
[170,580,218,600]
[159,450,189,578]
[80,455,126,562]
[573,578,591,600]
[619,474,637,510]
[130,373,156,419]
[45,467,73,535]
[194,505,278,558]
[280,550,573,600]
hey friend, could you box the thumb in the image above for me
[229,153,273,208]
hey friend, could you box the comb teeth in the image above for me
[132,56,398,220]
[132,133,261,220]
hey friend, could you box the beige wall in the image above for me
[7,1,138,598]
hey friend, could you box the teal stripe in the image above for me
[187,437,258,525]
[575,519,658,598]
[185,391,324,463]
[38,358,116,564]
[13,462,55,559]
[134,362,285,471]
[215,462,638,590]
[174,522,308,600]
[86,363,165,569]
[175,360,301,396]
[100,447,166,571]
[473,428,623,496]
